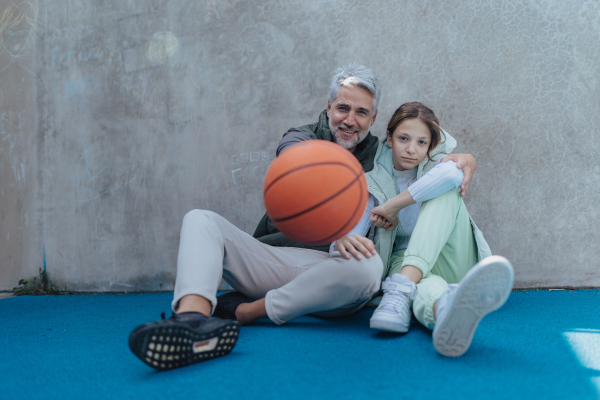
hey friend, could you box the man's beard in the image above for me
[329,121,368,150]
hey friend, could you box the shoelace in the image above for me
[379,290,411,318]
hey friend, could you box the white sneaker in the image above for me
[370,274,416,333]
[433,255,514,357]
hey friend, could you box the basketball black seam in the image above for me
[270,171,364,223]
[316,147,366,243]
[301,176,367,245]
[263,161,360,197]
[271,171,365,223]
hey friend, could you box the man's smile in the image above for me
[338,127,358,137]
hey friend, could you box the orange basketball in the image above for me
[263,140,368,246]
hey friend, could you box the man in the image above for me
[128,65,387,371]
[253,64,476,252]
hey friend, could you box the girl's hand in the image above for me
[334,234,377,260]
[371,214,393,230]
[370,204,399,231]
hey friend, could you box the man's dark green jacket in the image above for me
[252,109,379,251]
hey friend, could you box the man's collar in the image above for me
[353,131,378,161]
[316,109,333,142]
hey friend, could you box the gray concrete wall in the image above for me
[1,0,598,291]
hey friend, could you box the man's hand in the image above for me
[334,234,377,260]
[370,203,399,231]
[440,153,477,197]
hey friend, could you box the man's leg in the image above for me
[171,209,248,316]
[234,250,383,324]
[173,209,383,325]
[129,208,304,371]
[131,209,300,371]
[130,209,383,370]
[263,252,383,324]
[235,298,267,324]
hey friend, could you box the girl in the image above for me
[333,102,514,357]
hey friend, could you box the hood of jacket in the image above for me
[298,109,380,172]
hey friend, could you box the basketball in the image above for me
[263,140,369,246]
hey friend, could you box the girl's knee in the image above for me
[423,189,461,209]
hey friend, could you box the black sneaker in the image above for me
[213,292,249,320]
[129,312,240,371]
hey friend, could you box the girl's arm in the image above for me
[440,153,476,197]
[330,195,378,259]
[370,160,464,230]
[408,160,464,202]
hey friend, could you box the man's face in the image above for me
[327,84,377,152]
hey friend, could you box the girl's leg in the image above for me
[387,250,425,283]
[398,190,478,322]
[388,191,514,357]
[400,189,478,285]
[370,250,419,332]
[377,191,514,356]
[412,274,448,329]
[370,190,477,333]
[432,256,513,356]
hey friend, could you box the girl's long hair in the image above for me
[386,102,446,161]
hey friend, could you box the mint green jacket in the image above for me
[365,131,492,280]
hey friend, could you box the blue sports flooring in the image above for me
[1,290,600,400]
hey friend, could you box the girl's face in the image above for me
[387,118,431,171]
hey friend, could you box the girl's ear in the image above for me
[386,132,393,147]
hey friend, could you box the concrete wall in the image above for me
[1,0,599,291]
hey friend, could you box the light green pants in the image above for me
[387,190,479,330]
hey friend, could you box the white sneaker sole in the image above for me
[432,256,514,357]
[370,314,410,333]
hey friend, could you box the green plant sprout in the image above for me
[13,268,68,295]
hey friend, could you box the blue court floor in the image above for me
[1,290,599,400]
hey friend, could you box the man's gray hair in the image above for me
[328,63,381,114]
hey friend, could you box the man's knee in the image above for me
[361,255,385,284]
[182,209,218,225]
[335,255,383,294]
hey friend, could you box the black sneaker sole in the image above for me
[129,319,240,371]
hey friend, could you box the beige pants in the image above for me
[172,210,383,325]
